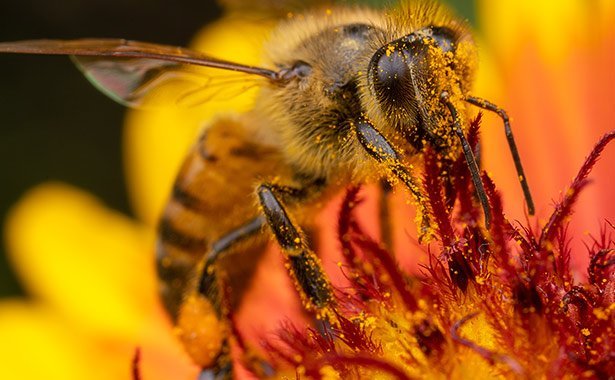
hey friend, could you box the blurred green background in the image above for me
[0,0,474,298]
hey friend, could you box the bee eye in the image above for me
[368,41,422,107]
[367,26,458,111]
[372,47,411,92]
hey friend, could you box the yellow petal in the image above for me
[5,182,158,339]
[124,13,277,226]
[478,0,590,64]
[0,299,198,380]
[0,300,94,380]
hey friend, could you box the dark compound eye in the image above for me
[367,26,459,109]
[368,39,426,108]
[374,48,410,87]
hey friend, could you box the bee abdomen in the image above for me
[156,145,220,318]
[159,216,207,253]
[156,241,199,320]
[171,182,213,214]
[155,117,287,319]
[156,186,216,318]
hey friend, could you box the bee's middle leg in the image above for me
[256,183,334,315]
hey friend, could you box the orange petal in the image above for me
[476,0,615,271]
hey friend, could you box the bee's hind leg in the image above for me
[180,217,265,380]
[256,183,335,317]
[198,216,266,314]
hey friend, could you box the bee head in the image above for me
[260,16,385,178]
[366,25,476,150]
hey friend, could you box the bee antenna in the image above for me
[465,96,535,215]
[440,92,492,227]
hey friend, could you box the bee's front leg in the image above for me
[465,96,535,215]
[353,119,434,242]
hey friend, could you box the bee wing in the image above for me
[70,55,267,109]
[0,39,279,108]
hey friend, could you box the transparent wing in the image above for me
[71,55,265,108]
[0,39,278,108]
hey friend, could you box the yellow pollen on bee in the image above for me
[176,295,227,368]
[385,44,395,57]
[581,328,590,336]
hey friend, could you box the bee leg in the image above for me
[354,119,434,242]
[179,218,265,380]
[257,183,335,317]
[197,344,232,380]
[379,179,393,252]
[465,96,535,215]
[199,216,266,315]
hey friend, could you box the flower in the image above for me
[258,123,615,379]
[1,1,614,380]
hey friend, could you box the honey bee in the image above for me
[0,0,535,378]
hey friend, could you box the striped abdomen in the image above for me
[155,116,286,319]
